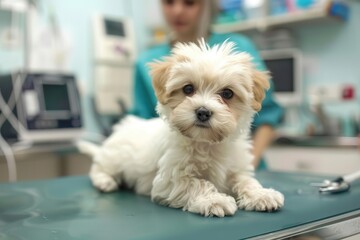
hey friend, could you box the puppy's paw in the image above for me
[237,188,284,212]
[188,194,237,217]
[92,174,118,192]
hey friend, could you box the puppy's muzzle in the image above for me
[195,107,212,128]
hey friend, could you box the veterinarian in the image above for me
[131,0,284,170]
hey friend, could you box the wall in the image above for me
[0,10,25,71]
[295,0,360,119]
[242,0,360,134]
[277,0,360,135]
[0,0,130,135]
[2,0,359,135]
[130,0,360,133]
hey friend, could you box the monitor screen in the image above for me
[264,58,294,93]
[42,83,71,112]
[105,19,125,37]
[261,49,302,105]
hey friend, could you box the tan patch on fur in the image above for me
[148,60,173,104]
[149,55,190,105]
[251,70,270,111]
[168,89,186,109]
[227,96,246,120]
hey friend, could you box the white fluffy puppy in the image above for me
[78,40,284,217]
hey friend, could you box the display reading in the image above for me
[105,19,125,37]
[42,84,71,111]
[264,58,294,93]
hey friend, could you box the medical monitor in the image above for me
[20,73,83,142]
[261,49,302,105]
[93,15,136,115]
[0,72,83,142]
[93,15,136,63]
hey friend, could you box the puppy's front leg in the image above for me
[230,174,284,211]
[152,176,237,217]
[90,163,119,192]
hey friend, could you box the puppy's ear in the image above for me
[252,70,270,111]
[148,60,173,105]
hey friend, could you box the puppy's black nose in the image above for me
[195,107,212,122]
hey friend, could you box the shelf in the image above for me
[212,18,263,33]
[268,7,328,26]
[0,0,28,13]
[212,4,347,33]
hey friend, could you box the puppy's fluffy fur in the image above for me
[78,40,284,217]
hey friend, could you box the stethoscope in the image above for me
[311,170,360,194]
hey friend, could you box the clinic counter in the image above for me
[3,135,104,156]
[1,171,360,240]
[274,136,359,149]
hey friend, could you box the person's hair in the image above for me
[167,0,219,43]
[198,0,219,39]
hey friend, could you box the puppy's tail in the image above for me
[76,140,101,157]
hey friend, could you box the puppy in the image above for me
[78,40,284,217]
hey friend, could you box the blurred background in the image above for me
[0,0,359,182]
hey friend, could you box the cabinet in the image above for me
[265,146,360,175]
[0,145,91,182]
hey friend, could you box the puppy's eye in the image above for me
[220,89,234,100]
[184,0,196,6]
[162,0,174,5]
[183,84,194,95]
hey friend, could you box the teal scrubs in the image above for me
[131,32,284,170]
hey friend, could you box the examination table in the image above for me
[1,171,360,240]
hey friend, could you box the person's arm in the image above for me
[213,34,283,169]
[251,125,276,168]
[131,60,158,119]
[231,35,284,169]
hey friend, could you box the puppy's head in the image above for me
[149,39,269,143]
